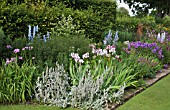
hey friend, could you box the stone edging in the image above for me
[108,67,170,110]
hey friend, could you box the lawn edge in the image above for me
[108,67,170,110]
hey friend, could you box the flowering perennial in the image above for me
[128,41,163,58]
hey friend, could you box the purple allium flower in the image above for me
[14,49,20,53]
[6,45,12,49]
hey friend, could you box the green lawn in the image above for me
[117,74,170,110]
[0,105,78,110]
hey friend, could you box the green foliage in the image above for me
[11,37,28,50]
[73,0,117,42]
[31,35,91,71]
[69,55,139,91]
[117,7,130,17]
[118,31,137,42]
[0,27,11,61]
[159,42,170,64]
[0,0,116,42]
[160,15,170,29]
[51,14,84,38]
[0,60,39,103]
[0,2,71,39]
[116,16,156,33]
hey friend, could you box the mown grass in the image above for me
[0,105,78,110]
[117,74,170,110]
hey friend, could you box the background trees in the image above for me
[122,0,170,18]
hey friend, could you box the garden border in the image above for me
[108,67,170,110]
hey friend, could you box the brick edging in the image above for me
[108,68,170,110]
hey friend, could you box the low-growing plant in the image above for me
[34,62,127,109]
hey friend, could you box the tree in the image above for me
[121,0,170,18]
[117,7,130,17]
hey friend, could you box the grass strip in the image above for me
[117,74,170,110]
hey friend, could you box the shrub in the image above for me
[31,35,91,70]
[0,27,11,62]
[116,16,156,33]
[0,2,72,40]
[0,0,116,42]
[118,31,137,42]
[71,0,117,42]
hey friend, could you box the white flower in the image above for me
[109,47,115,53]
[123,41,129,45]
[102,49,108,56]
[82,53,89,59]
[103,40,107,45]
[115,55,119,59]
[78,59,84,64]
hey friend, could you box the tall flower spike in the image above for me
[47,31,50,39]
[43,35,47,42]
[38,34,40,39]
[28,25,32,41]
[33,26,36,39]
[35,25,38,32]
[157,33,161,42]
[104,30,112,45]
[160,32,166,43]
[114,31,119,41]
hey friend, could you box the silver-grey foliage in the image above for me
[35,62,70,108]
[34,62,126,109]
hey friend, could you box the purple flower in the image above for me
[6,58,11,65]
[22,47,25,51]
[6,45,12,49]
[10,57,16,62]
[19,56,23,60]
[14,49,20,53]
[164,64,168,69]
[128,44,131,50]
[152,48,157,53]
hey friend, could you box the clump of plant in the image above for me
[34,62,70,107]
[0,60,38,103]
[34,62,127,109]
